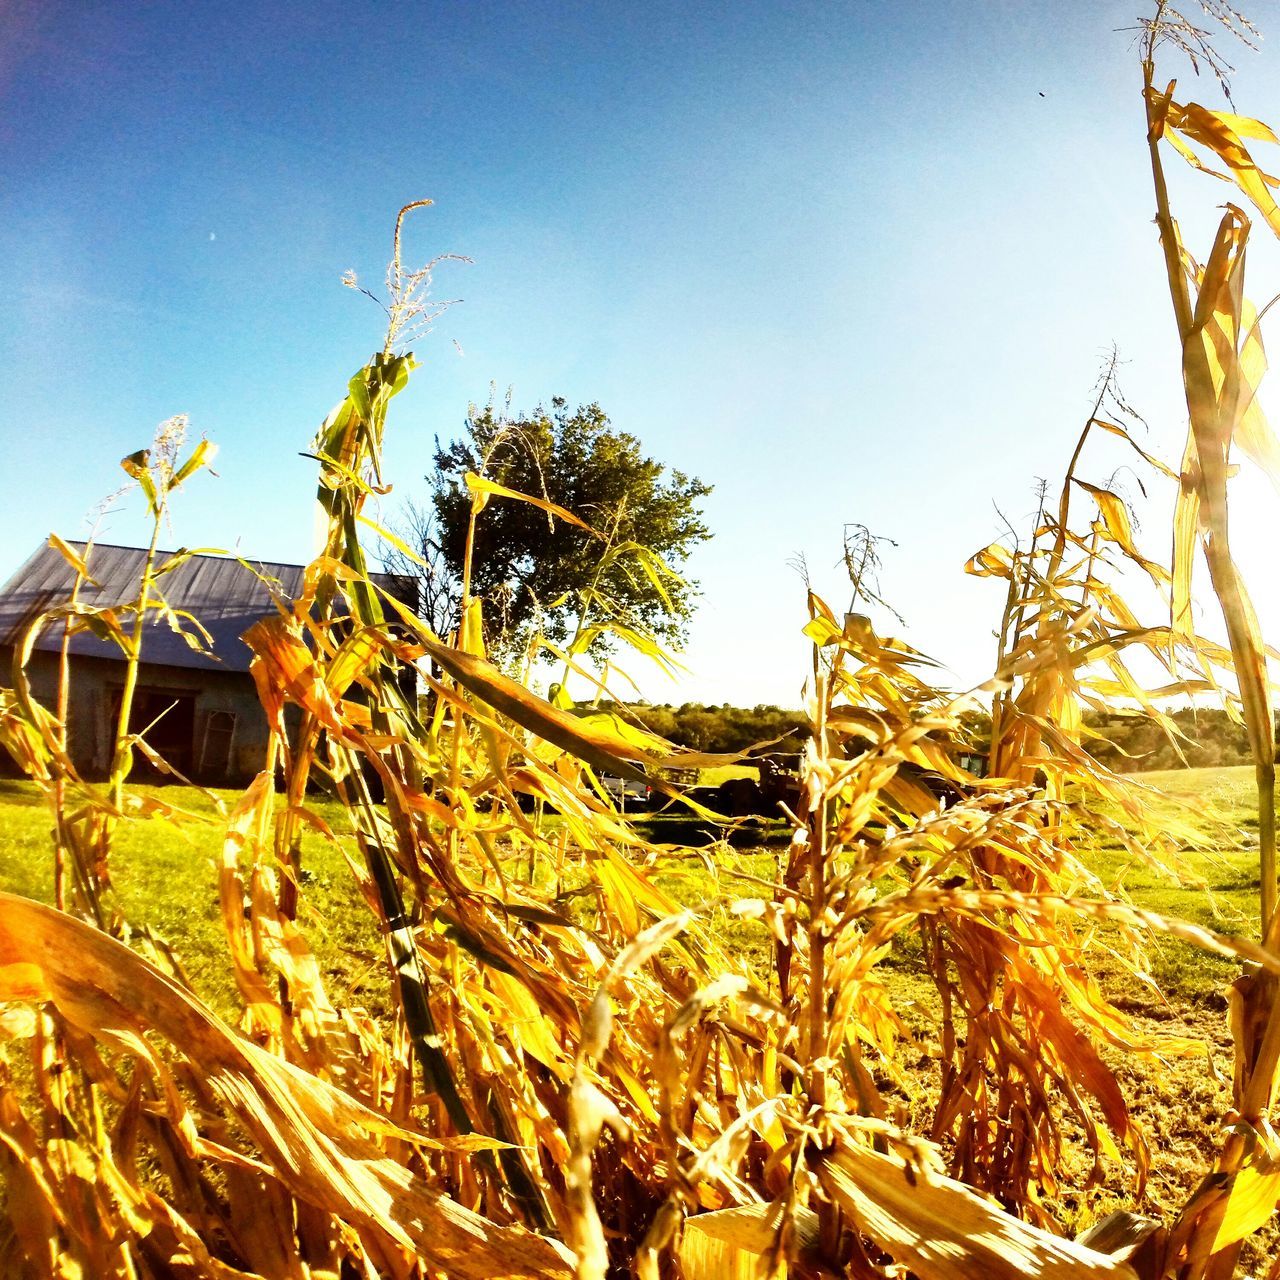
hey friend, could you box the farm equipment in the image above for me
[714,754,803,819]
[711,744,987,822]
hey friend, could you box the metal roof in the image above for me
[0,541,415,674]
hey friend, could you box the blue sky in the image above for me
[6,1,1280,706]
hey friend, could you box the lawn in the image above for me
[0,778,385,1021]
[0,764,1272,1261]
[0,765,1265,1014]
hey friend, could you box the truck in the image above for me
[600,773,651,811]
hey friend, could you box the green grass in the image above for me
[0,765,1265,1014]
[0,764,1273,1263]
[697,763,757,786]
[0,773,777,1018]
[1082,765,1265,1002]
[0,778,383,1021]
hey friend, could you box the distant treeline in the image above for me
[576,702,1258,772]
[1084,708,1254,772]
[580,703,809,753]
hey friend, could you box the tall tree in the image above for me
[393,398,712,663]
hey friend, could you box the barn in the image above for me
[0,540,414,784]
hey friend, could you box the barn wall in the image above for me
[3,649,274,783]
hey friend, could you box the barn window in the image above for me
[201,710,237,778]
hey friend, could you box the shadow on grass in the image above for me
[0,779,45,807]
[637,813,792,848]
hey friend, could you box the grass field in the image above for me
[0,778,385,1021]
[0,765,1265,1012]
[0,764,1272,1260]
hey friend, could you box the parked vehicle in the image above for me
[715,743,988,821]
[600,773,651,810]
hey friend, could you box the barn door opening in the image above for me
[112,688,197,779]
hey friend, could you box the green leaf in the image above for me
[171,438,218,488]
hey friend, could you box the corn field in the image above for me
[5,6,1280,1277]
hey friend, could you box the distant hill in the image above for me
[1085,707,1255,772]
[575,702,808,754]
[575,702,1258,773]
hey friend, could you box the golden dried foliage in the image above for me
[5,8,1280,1277]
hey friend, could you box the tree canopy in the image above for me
[405,398,712,661]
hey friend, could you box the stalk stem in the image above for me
[53,565,86,913]
[112,516,162,815]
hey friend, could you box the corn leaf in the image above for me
[465,471,600,535]
[0,892,574,1280]
[819,1139,1138,1280]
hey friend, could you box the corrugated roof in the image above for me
[0,541,415,674]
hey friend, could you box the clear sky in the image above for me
[6,1,1280,708]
